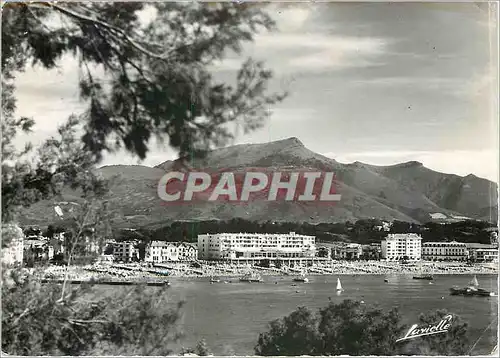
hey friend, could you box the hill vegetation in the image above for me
[18,138,498,228]
[105,218,497,246]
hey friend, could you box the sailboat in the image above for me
[336,277,344,292]
[450,275,494,297]
[413,262,433,280]
[469,275,479,287]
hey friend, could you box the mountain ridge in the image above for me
[19,138,498,228]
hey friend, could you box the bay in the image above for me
[91,274,498,355]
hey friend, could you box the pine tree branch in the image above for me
[35,2,176,61]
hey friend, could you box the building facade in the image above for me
[381,233,422,261]
[473,248,498,262]
[421,241,468,261]
[332,243,363,260]
[112,241,139,262]
[466,243,499,263]
[197,232,316,261]
[177,243,197,261]
[145,241,198,263]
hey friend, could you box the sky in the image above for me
[13,2,499,182]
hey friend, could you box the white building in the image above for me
[2,224,24,266]
[177,243,197,261]
[333,243,363,260]
[197,232,316,261]
[474,248,498,263]
[466,243,499,263]
[381,233,422,261]
[145,242,198,263]
[421,241,468,261]
[112,241,139,262]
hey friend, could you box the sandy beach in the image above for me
[36,260,498,283]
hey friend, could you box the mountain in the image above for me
[17,137,498,229]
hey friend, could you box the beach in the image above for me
[36,260,499,283]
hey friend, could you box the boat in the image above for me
[210,276,220,283]
[293,270,309,283]
[336,277,344,292]
[413,274,434,280]
[449,275,494,297]
[293,276,309,283]
[413,262,433,280]
[239,272,263,283]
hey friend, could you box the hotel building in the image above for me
[197,232,316,263]
[381,233,422,261]
[421,241,468,261]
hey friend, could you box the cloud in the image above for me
[273,6,312,31]
[350,73,498,99]
[211,34,389,73]
[326,149,499,183]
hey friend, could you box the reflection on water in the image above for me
[92,274,498,356]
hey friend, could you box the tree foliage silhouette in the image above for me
[2,2,282,355]
[255,300,472,356]
[1,1,286,220]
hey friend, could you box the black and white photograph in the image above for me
[1,1,499,356]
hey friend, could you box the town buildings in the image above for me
[197,232,316,263]
[112,241,140,262]
[421,241,468,261]
[24,239,55,262]
[332,243,363,260]
[145,241,197,263]
[381,233,422,261]
[466,243,499,263]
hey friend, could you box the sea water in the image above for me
[91,274,498,355]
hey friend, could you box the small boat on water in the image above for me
[293,276,309,283]
[239,272,263,283]
[293,271,309,283]
[413,274,434,280]
[336,277,344,292]
[413,262,433,280]
[210,276,220,283]
[449,275,494,297]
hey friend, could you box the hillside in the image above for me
[17,137,498,229]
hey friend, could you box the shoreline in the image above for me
[36,261,498,282]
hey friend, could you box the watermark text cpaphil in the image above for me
[157,170,341,203]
